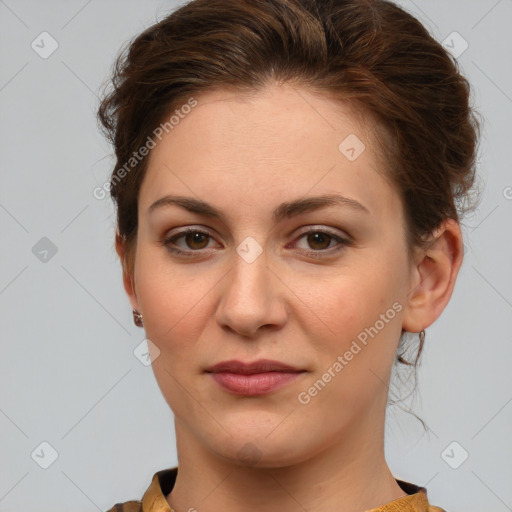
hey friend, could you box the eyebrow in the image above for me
[148,193,370,223]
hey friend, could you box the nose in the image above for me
[215,246,288,338]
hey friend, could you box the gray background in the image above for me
[0,1,511,511]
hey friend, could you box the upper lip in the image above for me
[205,359,304,375]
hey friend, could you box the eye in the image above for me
[160,227,217,256]
[291,227,351,257]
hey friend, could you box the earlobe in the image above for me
[402,219,463,333]
[115,232,140,312]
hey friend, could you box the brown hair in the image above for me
[97,0,480,385]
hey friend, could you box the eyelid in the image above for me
[293,225,350,239]
[164,225,215,239]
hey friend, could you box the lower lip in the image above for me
[209,371,303,396]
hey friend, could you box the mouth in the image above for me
[205,359,306,396]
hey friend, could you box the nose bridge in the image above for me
[233,240,269,292]
[226,240,272,307]
[216,238,286,336]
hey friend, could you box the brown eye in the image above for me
[293,228,352,258]
[182,232,210,250]
[306,232,332,250]
[161,228,216,256]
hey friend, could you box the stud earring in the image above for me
[132,309,143,327]
[418,329,425,347]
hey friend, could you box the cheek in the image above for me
[294,281,403,423]
[299,260,406,403]
[134,246,215,339]
[134,250,215,410]
[303,265,403,343]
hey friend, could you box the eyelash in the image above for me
[160,226,352,259]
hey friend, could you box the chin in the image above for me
[206,424,319,469]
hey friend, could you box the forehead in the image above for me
[139,84,400,224]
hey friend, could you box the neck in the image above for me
[166,406,406,512]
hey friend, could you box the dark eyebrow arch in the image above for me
[148,193,369,222]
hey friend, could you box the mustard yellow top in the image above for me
[106,467,445,512]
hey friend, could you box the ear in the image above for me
[115,232,140,312]
[402,218,464,333]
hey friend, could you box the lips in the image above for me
[206,359,302,374]
[205,359,305,396]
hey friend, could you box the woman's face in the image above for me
[127,83,416,467]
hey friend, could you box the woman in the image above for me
[98,0,479,510]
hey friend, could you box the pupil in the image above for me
[187,232,207,249]
[309,232,330,249]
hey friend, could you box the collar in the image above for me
[140,467,440,512]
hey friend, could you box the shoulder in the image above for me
[394,479,447,512]
[105,467,178,512]
[105,501,142,512]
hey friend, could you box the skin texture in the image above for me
[116,83,463,512]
